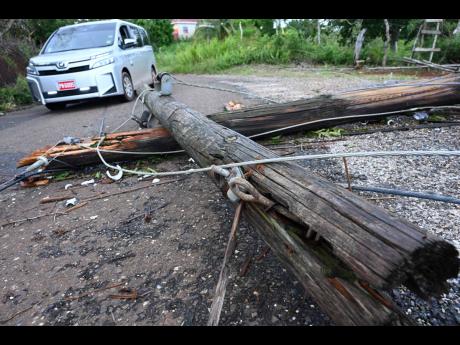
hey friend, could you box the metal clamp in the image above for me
[154,72,173,96]
[210,165,274,207]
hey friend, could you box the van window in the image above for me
[129,26,143,47]
[118,25,132,49]
[43,23,116,54]
[141,29,150,46]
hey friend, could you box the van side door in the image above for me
[128,25,145,88]
[117,24,138,84]
[140,28,155,84]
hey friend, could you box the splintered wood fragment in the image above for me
[239,255,253,277]
[342,157,352,191]
[0,211,66,227]
[0,304,36,324]
[142,89,459,325]
[63,201,88,214]
[109,288,138,300]
[17,75,460,170]
[208,201,244,326]
[40,194,74,204]
[64,282,125,301]
[20,179,49,188]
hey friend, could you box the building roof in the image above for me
[171,19,198,24]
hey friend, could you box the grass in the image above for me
[156,31,416,75]
[305,128,346,138]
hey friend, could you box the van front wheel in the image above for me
[121,72,135,102]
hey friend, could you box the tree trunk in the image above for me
[18,75,460,170]
[140,90,459,325]
[390,27,400,52]
[453,20,460,35]
[354,28,367,64]
[383,19,391,67]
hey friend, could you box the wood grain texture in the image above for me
[18,75,460,170]
[142,91,459,324]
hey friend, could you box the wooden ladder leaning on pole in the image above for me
[411,19,443,62]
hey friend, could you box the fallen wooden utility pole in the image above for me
[141,89,459,325]
[17,74,460,170]
[402,57,459,73]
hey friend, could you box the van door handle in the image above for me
[129,59,134,65]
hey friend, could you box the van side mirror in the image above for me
[123,38,136,48]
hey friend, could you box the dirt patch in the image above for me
[0,156,331,325]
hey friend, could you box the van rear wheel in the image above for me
[45,102,67,111]
[121,71,135,102]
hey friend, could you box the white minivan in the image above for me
[26,19,157,110]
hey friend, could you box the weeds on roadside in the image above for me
[156,31,415,74]
[0,76,33,112]
[306,128,345,138]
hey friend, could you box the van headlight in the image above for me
[91,57,115,69]
[26,63,38,75]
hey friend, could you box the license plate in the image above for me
[57,80,76,91]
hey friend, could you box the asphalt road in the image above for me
[0,75,263,175]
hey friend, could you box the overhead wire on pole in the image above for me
[170,75,281,104]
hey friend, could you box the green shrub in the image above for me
[0,76,33,111]
[360,38,413,66]
[13,76,33,105]
[438,36,460,63]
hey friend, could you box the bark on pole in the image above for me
[18,75,460,170]
[141,89,459,325]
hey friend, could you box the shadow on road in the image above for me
[61,96,123,113]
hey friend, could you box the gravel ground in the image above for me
[265,117,460,326]
[326,126,460,326]
[1,66,459,325]
[189,70,394,102]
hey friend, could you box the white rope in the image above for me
[94,137,460,177]
[109,87,155,134]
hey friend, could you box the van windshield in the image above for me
[43,23,116,54]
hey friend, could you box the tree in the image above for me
[26,19,77,46]
[330,19,421,51]
[288,19,317,39]
[129,19,173,47]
